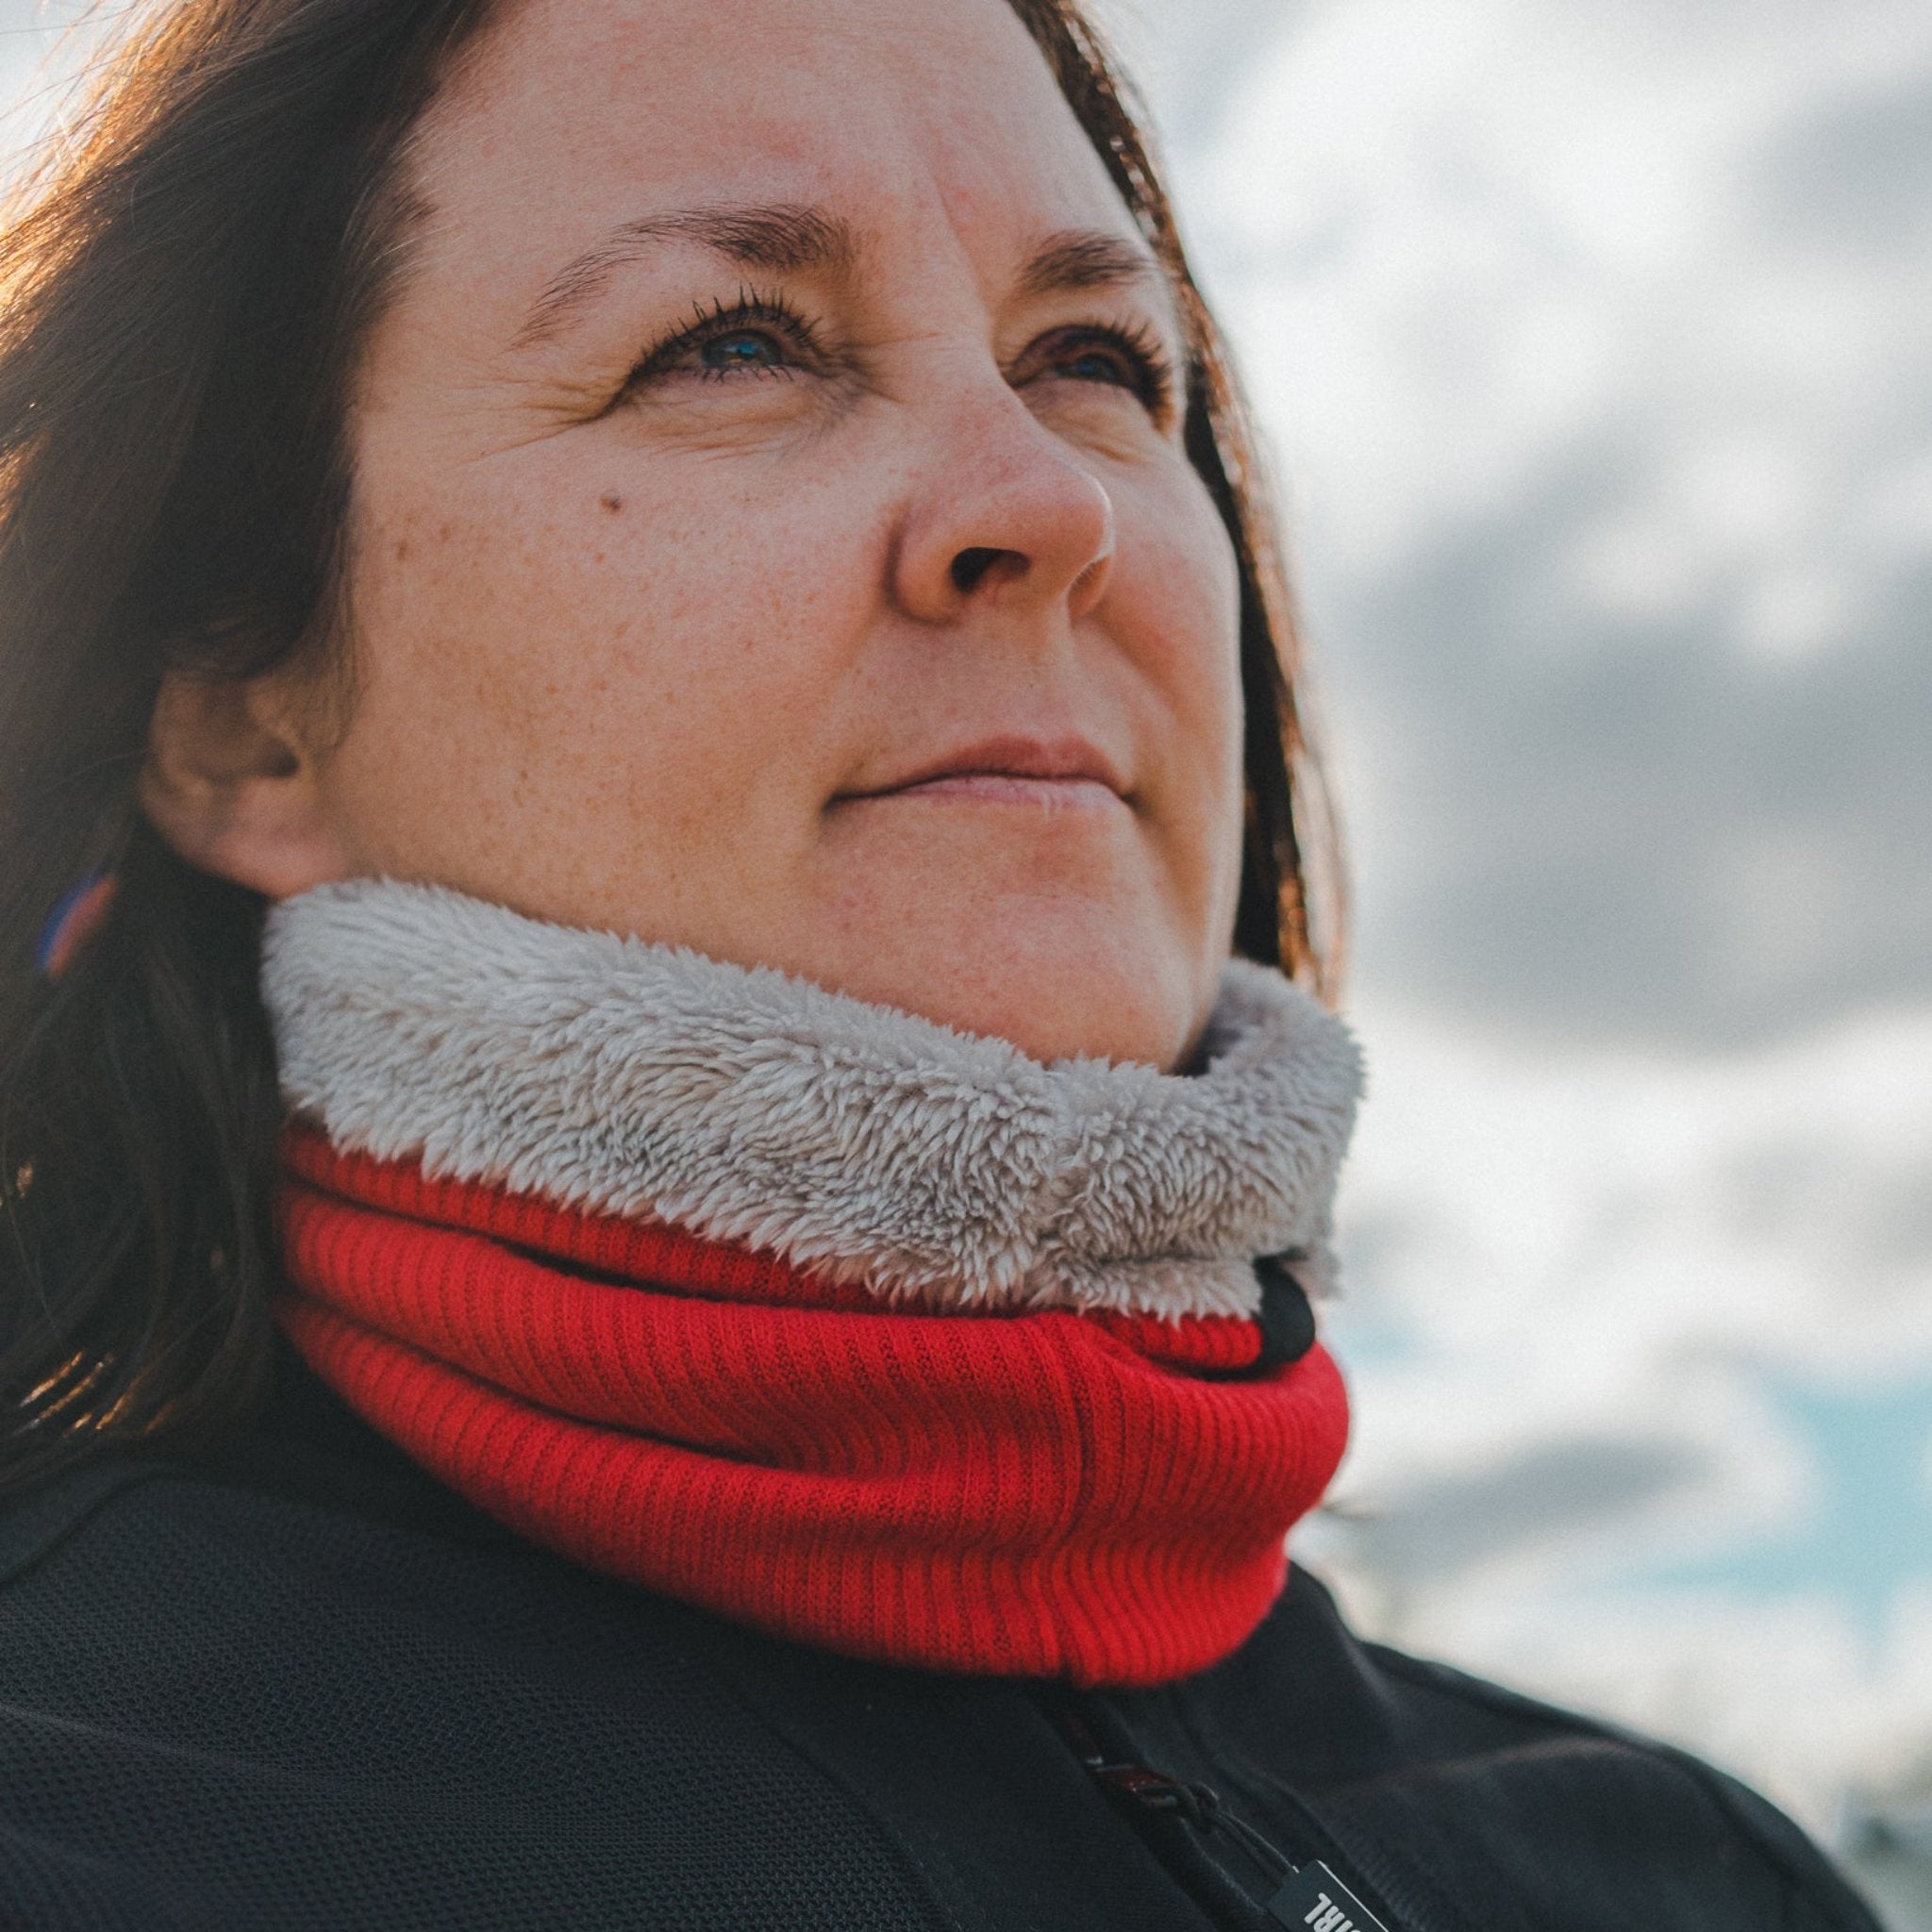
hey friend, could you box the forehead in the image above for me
[412,0,1141,274]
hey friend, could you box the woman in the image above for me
[0,0,1881,1926]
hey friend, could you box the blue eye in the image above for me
[701,328,787,373]
[1027,324,1174,418]
[1062,348,1131,387]
[621,294,824,400]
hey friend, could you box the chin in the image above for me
[802,821,1231,1068]
[960,993,1198,1071]
[808,907,1219,1071]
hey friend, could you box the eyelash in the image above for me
[621,289,1176,416]
[624,290,826,390]
[1041,316,1175,416]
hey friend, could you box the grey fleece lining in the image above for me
[262,879,1363,1321]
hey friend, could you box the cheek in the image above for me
[1117,474,1249,967]
[325,438,885,895]
[1116,472,1247,821]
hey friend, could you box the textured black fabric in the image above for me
[0,1347,1885,1932]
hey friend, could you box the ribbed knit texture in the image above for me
[278,1130,1350,1687]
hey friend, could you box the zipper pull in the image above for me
[1057,1709,1396,1932]
[1262,1861,1394,1931]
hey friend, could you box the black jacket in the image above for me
[0,1348,1881,1932]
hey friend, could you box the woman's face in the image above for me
[281,0,1244,1068]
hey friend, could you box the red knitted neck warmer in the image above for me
[265,881,1361,1687]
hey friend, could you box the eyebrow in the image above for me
[517,203,858,346]
[1016,228,1168,301]
[516,202,1173,348]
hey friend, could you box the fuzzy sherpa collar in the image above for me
[260,879,1362,1321]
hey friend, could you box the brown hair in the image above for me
[0,0,1341,1491]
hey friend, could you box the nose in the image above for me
[890,389,1117,625]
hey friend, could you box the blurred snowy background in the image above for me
[4,0,1928,1921]
[1093,0,1932,1922]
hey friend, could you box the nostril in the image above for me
[950,546,1009,595]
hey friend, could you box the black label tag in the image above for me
[1264,1860,1393,1931]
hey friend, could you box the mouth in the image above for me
[837,735,1131,811]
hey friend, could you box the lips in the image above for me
[842,734,1129,805]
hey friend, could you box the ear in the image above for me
[139,670,355,900]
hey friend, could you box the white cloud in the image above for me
[1149,0,1932,669]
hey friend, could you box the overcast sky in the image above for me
[1105,0,1932,1050]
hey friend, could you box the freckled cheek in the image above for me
[343,464,884,824]
[354,505,579,724]
[1111,487,1245,774]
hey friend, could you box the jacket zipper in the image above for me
[1050,1700,1406,1932]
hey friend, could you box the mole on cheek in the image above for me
[600,492,625,514]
